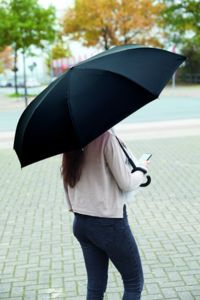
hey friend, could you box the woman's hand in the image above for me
[141,160,150,170]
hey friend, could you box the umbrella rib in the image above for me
[67,68,83,148]
[17,72,68,149]
[75,66,157,98]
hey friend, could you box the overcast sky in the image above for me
[39,0,73,10]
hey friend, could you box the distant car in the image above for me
[0,80,13,87]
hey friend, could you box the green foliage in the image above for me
[160,0,200,79]
[45,41,71,73]
[160,0,200,46]
[0,60,4,73]
[0,0,57,51]
[8,92,37,97]
[0,0,57,94]
[51,42,71,60]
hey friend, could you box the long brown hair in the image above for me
[61,150,85,188]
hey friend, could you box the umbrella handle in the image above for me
[116,136,151,187]
[140,175,151,187]
[131,167,151,187]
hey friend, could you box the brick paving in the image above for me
[0,134,200,299]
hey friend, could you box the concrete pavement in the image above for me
[1,133,200,299]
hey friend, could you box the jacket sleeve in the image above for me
[104,133,148,192]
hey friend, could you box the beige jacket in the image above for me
[64,130,148,218]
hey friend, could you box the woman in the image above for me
[61,129,150,300]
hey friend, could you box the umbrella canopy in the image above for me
[14,44,186,167]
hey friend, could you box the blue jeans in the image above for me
[73,205,144,300]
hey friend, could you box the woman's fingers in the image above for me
[142,160,150,168]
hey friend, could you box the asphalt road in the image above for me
[0,86,200,132]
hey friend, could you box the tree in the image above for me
[0,0,56,103]
[62,0,164,50]
[177,43,200,83]
[51,42,71,60]
[46,41,71,75]
[160,0,200,82]
[160,0,200,47]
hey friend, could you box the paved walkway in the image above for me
[0,86,200,299]
[0,133,200,299]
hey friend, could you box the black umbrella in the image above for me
[14,44,186,167]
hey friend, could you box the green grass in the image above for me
[8,93,37,98]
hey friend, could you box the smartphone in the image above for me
[139,153,152,161]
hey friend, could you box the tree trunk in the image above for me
[103,27,109,50]
[22,48,28,107]
[104,42,109,50]
[13,46,18,95]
